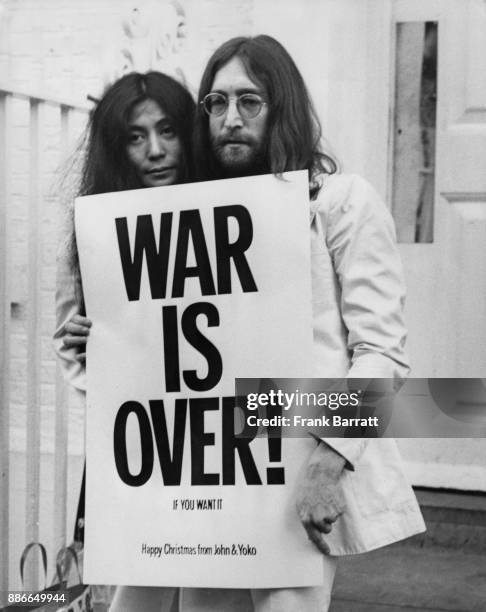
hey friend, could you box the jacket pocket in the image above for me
[349,440,414,517]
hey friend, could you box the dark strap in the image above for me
[20,542,47,589]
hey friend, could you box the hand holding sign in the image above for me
[62,314,92,362]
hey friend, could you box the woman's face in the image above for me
[126,98,182,187]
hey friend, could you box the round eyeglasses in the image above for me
[201,92,267,119]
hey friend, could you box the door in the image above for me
[367,0,486,490]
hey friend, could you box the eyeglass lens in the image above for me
[204,93,264,118]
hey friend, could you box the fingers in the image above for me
[319,507,343,524]
[300,514,334,536]
[65,323,90,335]
[71,314,92,327]
[297,498,344,555]
[76,352,86,363]
[297,499,343,526]
[65,317,92,336]
[304,523,331,555]
[62,316,92,350]
[313,518,334,534]
[63,334,88,348]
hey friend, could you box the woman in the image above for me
[57,69,194,357]
[55,69,194,374]
[54,71,195,612]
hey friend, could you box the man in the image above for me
[190,35,425,611]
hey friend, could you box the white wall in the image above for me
[252,0,370,176]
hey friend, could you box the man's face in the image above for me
[208,56,269,176]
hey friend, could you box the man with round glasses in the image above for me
[199,62,269,177]
[190,35,424,612]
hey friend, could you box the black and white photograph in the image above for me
[1,1,486,611]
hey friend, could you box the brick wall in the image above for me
[2,0,254,97]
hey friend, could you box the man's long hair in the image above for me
[66,71,195,310]
[193,35,337,199]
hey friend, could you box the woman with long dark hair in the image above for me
[55,69,194,364]
[53,70,195,612]
[57,70,195,328]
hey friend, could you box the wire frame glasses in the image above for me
[201,92,267,119]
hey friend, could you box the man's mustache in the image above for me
[212,132,256,147]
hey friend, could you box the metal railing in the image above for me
[0,83,90,593]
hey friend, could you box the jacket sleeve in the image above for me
[317,174,410,468]
[53,248,87,394]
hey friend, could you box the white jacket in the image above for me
[309,173,425,553]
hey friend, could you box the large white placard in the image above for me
[76,171,325,588]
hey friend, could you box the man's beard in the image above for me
[210,133,268,177]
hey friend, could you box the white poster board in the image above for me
[76,171,325,588]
